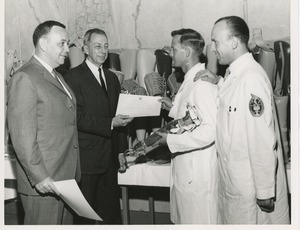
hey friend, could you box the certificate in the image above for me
[116,94,162,117]
[54,179,102,221]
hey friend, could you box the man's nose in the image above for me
[210,42,216,52]
[64,43,70,52]
[210,43,216,52]
[170,50,174,57]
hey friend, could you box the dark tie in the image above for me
[98,68,107,94]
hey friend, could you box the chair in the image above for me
[257,49,277,88]
[155,49,172,81]
[68,45,85,69]
[274,41,290,96]
[273,40,291,163]
[103,52,121,71]
[119,49,138,80]
[136,49,156,89]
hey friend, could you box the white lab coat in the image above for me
[216,53,290,224]
[167,63,219,224]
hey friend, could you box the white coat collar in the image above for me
[184,62,206,83]
[228,52,253,76]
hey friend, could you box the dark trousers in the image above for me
[20,193,73,225]
[75,157,122,225]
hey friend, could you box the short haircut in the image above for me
[83,28,107,46]
[171,28,205,56]
[215,16,249,44]
[32,20,66,47]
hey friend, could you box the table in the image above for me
[4,155,18,200]
[118,162,171,224]
[118,160,292,224]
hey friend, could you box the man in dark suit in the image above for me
[64,28,132,224]
[7,20,81,224]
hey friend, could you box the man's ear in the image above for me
[185,46,191,57]
[83,45,89,55]
[231,37,238,50]
[39,37,47,52]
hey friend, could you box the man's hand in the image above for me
[118,153,127,173]
[160,97,173,111]
[194,69,220,84]
[113,114,133,127]
[152,131,168,147]
[162,46,172,55]
[256,198,275,213]
[35,177,60,195]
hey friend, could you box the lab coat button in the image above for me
[68,104,72,108]
[74,145,78,149]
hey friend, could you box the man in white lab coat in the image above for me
[196,16,290,224]
[157,28,219,224]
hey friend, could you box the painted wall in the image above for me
[5,0,290,63]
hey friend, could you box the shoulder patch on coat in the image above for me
[249,94,264,117]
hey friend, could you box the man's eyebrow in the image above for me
[94,42,108,45]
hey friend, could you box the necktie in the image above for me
[52,70,72,99]
[98,68,107,94]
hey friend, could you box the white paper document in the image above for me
[53,179,102,221]
[116,94,162,117]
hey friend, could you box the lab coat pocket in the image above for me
[192,151,211,192]
[227,105,238,132]
[173,155,193,189]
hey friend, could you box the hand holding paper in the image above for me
[116,94,162,117]
[54,179,102,221]
[113,114,134,127]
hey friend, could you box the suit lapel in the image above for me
[56,72,77,104]
[82,62,109,98]
[103,68,115,100]
[31,57,76,103]
[32,57,65,92]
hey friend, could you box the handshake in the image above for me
[118,105,202,173]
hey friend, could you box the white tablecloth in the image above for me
[4,156,18,200]
[118,162,171,187]
[5,156,17,179]
[118,161,291,192]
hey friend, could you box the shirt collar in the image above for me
[86,58,102,72]
[34,54,54,74]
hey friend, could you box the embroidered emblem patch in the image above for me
[249,94,264,117]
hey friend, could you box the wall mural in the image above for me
[70,0,110,48]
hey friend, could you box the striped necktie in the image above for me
[52,70,72,99]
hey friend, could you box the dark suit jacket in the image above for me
[64,61,128,174]
[7,57,81,196]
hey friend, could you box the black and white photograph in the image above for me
[3,0,298,229]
